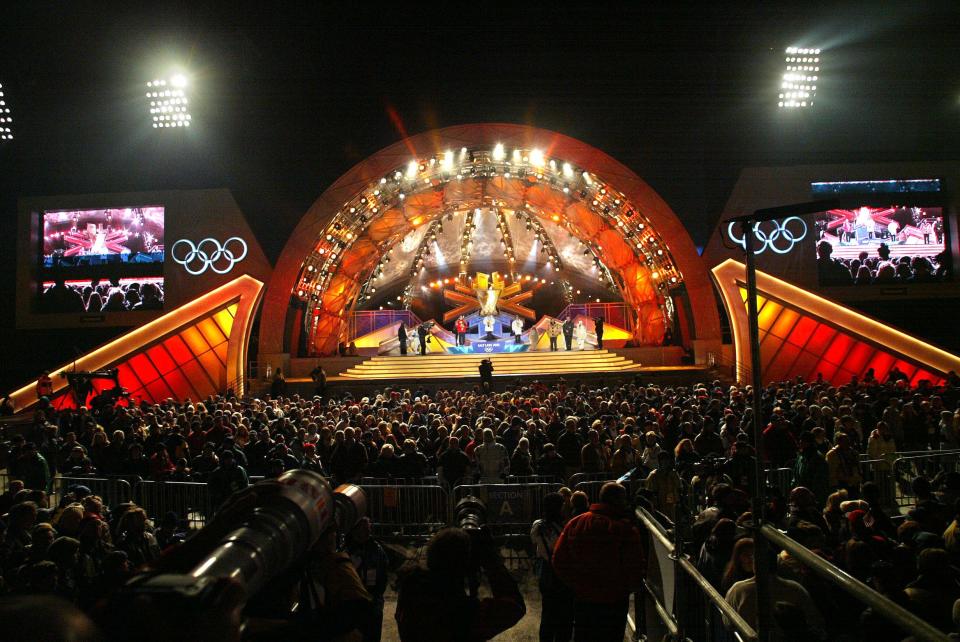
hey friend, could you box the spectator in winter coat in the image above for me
[552,483,644,642]
[474,429,509,482]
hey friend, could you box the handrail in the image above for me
[760,524,949,642]
[677,556,758,642]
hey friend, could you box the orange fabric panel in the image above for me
[524,184,569,216]
[337,239,378,280]
[596,229,635,270]
[486,176,525,203]
[179,358,217,399]
[562,202,605,239]
[403,191,444,221]
[637,303,666,345]
[181,326,213,360]
[367,209,408,243]
[195,318,228,352]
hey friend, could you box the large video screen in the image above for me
[814,205,948,286]
[39,277,164,314]
[41,207,164,268]
[38,206,165,313]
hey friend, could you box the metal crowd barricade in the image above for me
[893,451,960,509]
[359,476,440,486]
[0,471,11,493]
[762,467,794,498]
[568,471,617,487]
[859,458,898,511]
[136,480,213,529]
[53,476,133,507]
[361,484,449,539]
[451,483,562,537]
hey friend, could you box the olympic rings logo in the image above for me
[726,217,808,255]
[171,237,248,275]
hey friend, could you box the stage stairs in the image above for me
[339,349,643,380]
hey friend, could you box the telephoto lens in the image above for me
[455,495,487,531]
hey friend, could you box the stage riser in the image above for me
[337,348,645,381]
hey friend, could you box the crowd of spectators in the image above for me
[40,279,164,314]
[2,368,960,638]
[817,240,949,286]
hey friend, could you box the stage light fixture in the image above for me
[441,150,454,171]
[530,149,545,167]
[779,47,819,108]
[0,83,11,141]
[492,143,505,161]
[147,73,192,128]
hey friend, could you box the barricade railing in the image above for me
[136,480,213,530]
[361,484,449,539]
[762,467,793,498]
[359,476,440,486]
[859,458,898,511]
[53,475,133,507]
[451,483,562,537]
[760,524,946,642]
[568,471,618,487]
[892,451,960,509]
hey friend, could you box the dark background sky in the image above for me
[0,1,958,385]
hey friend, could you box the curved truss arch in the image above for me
[260,124,719,356]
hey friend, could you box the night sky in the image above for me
[0,1,958,384]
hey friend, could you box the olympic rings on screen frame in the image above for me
[171,237,249,275]
[726,216,808,255]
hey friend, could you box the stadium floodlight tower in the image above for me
[0,82,12,141]
[779,47,819,108]
[146,72,192,129]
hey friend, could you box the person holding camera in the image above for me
[395,526,525,641]
[552,482,645,642]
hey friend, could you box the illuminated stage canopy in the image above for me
[260,124,720,357]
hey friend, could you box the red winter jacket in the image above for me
[552,503,645,604]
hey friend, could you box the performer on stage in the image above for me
[575,320,587,350]
[511,316,523,344]
[548,320,561,351]
[562,317,574,351]
[455,316,468,346]
[482,314,497,340]
[398,322,408,355]
[594,316,605,350]
[417,323,428,355]
[479,358,494,393]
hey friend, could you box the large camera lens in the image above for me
[455,496,487,531]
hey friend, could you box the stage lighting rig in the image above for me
[147,73,192,128]
[0,83,12,141]
[779,47,819,108]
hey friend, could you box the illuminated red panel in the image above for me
[181,326,213,360]
[144,377,175,403]
[196,318,228,351]
[145,344,177,377]
[769,308,800,343]
[163,334,195,364]
[161,367,202,400]
[115,363,145,394]
[178,358,217,398]
[212,306,237,337]
[766,342,801,383]
[867,352,897,382]
[194,348,225,382]
[803,324,838,357]
[212,341,229,366]
[127,353,161,387]
[843,343,876,379]
[785,316,818,349]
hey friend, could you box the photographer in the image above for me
[395,526,525,641]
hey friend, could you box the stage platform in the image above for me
[278,349,714,395]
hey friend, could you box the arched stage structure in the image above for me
[259,124,721,361]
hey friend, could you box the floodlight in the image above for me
[530,149,545,167]
[779,47,819,108]
[147,73,192,128]
[0,83,12,141]
[492,143,505,161]
[441,150,454,171]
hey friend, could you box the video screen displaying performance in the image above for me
[39,276,165,314]
[41,206,165,268]
[814,205,949,286]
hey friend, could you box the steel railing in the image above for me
[760,524,948,642]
